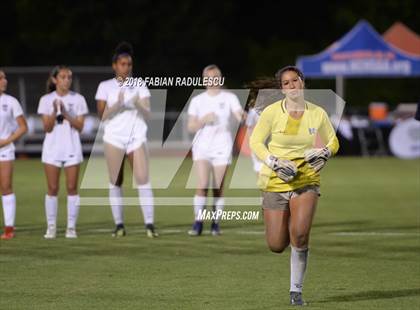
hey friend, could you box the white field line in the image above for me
[330,232,419,236]
[84,228,264,235]
[86,230,417,236]
[14,227,418,237]
[80,197,262,206]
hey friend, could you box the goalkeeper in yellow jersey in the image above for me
[250,66,339,306]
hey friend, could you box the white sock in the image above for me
[138,182,154,225]
[2,193,16,227]
[45,195,58,227]
[193,195,206,221]
[109,183,123,225]
[290,246,309,293]
[67,195,80,229]
[214,197,225,223]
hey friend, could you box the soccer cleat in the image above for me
[145,224,159,238]
[44,224,57,239]
[112,224,126,237]
[210,221,221,236]
[290,291,306,306]
[1,226,15,240]
[65,227,78,239]
[188,221,203,236]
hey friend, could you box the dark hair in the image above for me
[275,66,305,88]
[112,41,134,63]
[244,77,278,110]
[46,65,70,93]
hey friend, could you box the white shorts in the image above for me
[42,157,82,168]
[192,147,232,166]
[103,133,147,154]
[0,147,15,161]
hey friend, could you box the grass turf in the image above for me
[0,157,419,309]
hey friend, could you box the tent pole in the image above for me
[336,75,344,99]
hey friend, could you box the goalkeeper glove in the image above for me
[304,147,331,173]
[265,155,297,183]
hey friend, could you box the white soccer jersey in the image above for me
[95,78,151,142]
[37,91,88,163]
[0,94,24,155]
[188,90,242,155]
[245,108,259,128]
[245,108,262,172]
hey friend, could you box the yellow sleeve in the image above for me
[319,110,340,155]
[249,107,273,162]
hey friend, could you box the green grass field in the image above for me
[0,157,419,309]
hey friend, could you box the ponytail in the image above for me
[244,77,278,110]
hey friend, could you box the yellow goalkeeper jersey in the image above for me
[249,99,339,192]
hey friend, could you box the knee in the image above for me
[197,182,209,192]
[48,185,59,196]
[67,186,78,196]
[110,172,124,187]
[292,233,309,249]
[109,178,123,187]
[196,188,208,196]
[267,239,289,254]
[197,177,209,191]
[212,188,223,197]
[135,176,148,186]
[0,185,12,195]
[268,244,289,254]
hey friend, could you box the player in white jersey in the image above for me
[244,77,281,174]
[187,65,243,236]
[0,69,28,240]
[38,66,89,239]
[245,108,263,173]
[95,42,157,238]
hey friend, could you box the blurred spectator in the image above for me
[415,102,420,121]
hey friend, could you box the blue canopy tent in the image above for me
[297,20,420,157]
[296,20,420,97]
